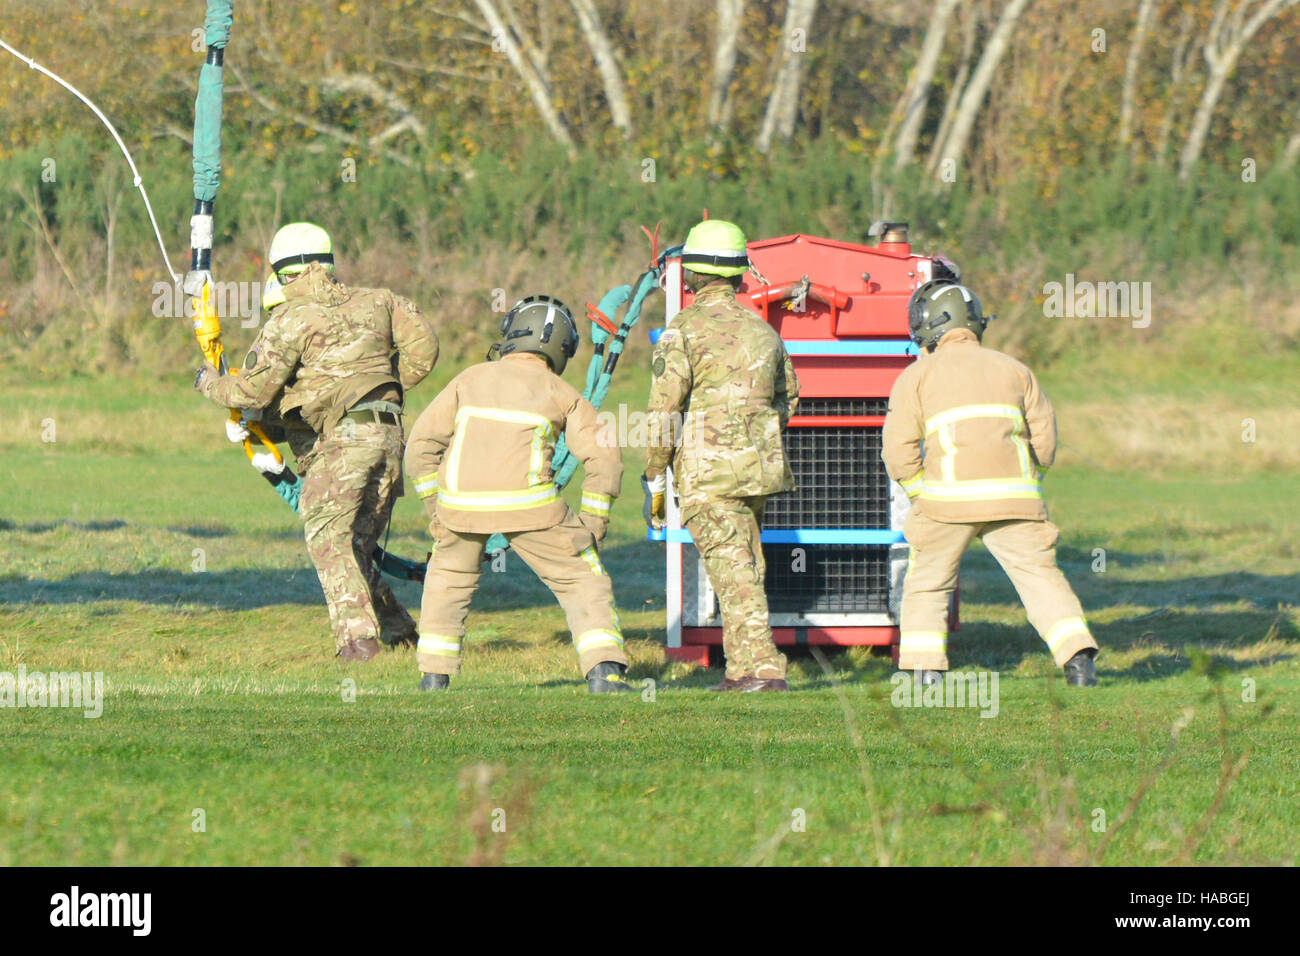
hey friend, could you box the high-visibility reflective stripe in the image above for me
[924,403,1025,436]
[920,479,1042,501]
[574,629,624,655]
[445,406,557,497]
[580,546,607,576]
[417,634,461,656]
[899,473,923,495]
[438,484,559,511]
[413,471,439,498]
[581,492,612,515]
[924,404,1040,492]
[1044,616,1090,652]
[900,631,947,652]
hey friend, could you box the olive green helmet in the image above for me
[487,294,579,374]
[907,280,987,350]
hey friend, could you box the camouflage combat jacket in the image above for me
[645,279,799,498]
[200,262,439,434]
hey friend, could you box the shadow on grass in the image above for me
[964,547,1299,612]
[0,541,663,614]
[0,518,127,534]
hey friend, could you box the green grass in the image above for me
[2,368,1297,866]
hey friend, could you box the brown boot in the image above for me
[741,678,789,692]
[337,637,382,662]
[707,676,753,691]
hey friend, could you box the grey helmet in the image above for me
[487,294,579,374]
[907,280,987,351]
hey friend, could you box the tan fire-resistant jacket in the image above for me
[881,328,1056,522]
[404,353,623,534]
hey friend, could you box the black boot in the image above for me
[586,661,635,694]
[1064,650,1097,687]
[419,672,450,692]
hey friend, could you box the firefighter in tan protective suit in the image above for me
[404,295,632,694]
[882,280,1099,687]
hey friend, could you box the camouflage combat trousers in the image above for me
[899,512,1098,671]
[416,507,628,677]
[681,493,787,681]
[297,420,416,652]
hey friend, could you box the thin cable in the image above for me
[0,37,180,284]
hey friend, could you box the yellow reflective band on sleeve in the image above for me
[1044,616,1090,653]
[900,631,947,652]
[438,484,559,511]
[417,634,461,656]
[581,492,612,516]
[899,473,923,495]
[574,629,625,656]
[413,471,440,499]
[579,546,607,576]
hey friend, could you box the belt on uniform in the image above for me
[340,400,402,428]
[340,409,400,427]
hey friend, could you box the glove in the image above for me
[641,473,666,531]
[194,363,219,396]
[579,512,609,546]
[250,451,286,476]
[225,419,250,443]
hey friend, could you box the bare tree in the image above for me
[473,0,576,151]
[1153,9,1198,166]
[1178,0,1299,182]
[1281,106,1300,169]
[926,0,1032,181]
[756,0,819,154]
[891,0,961,168]
[569,0,633,138]
[708,0,746,132]
[926,1,978,178]
[1117,0,1156,152]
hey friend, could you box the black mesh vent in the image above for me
[765,427,890,529]
[764,544,892,613]
[793,397,889,417]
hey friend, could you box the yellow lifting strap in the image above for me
[191,279,283,466]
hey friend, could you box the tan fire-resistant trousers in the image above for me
[898,512,1098,671]
[415,508,628,677]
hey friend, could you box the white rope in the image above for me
[0,37,180,284]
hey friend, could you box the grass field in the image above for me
[2,341,1297,866]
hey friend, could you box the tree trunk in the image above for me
[473,0,575,151]
[1178,0,1298,183]
[756,0,819,154]
[892,0,960,168]
[1117,0,1156,151]
[708,0,746,132]
[926,0,1033,181]
[925,1,977,178]
[1281,107,1300,169]
[569,0,633,138]
[1153,9,1197,166]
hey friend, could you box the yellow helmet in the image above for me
[261,273,285,311]
[268,222,333,279]
[681,219,749,277]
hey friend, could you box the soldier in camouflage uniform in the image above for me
[643,220,799,692]
[196,222,439,661]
